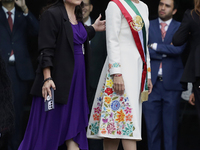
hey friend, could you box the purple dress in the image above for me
[18,22,89,150]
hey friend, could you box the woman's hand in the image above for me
[113,74,125,95]
[92,14,106,32]
[189,93,195,106]
[42,80,56,101]
[148,79,153,94]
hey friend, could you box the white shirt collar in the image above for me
[84,17,91,26]
[158,18,172,26]
[2,6,15,16]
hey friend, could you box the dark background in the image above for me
[23,0,200,150]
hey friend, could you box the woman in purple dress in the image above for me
[18,0,105,149]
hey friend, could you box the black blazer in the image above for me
[30,3,95,104]
[173,10,200,85]
[0,7,39,80]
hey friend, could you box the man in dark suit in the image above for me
[82,0,106,149]
[0,0,39,149]
[142,0,186,150]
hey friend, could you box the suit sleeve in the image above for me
[38,10,59,69]
[106,1,122,75]
[25,11,39,36]
[85,25,95,40]
[156,43,186,56]
[172,10,191,46]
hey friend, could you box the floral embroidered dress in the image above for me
[87,0,151,140]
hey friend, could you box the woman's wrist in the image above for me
[113,74,122,77]
[43,77,52,84]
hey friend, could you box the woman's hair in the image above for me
[41,0,83,21]
[192,0,200,16]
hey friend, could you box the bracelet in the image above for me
[114,74,122,77]
[43,77,52,84]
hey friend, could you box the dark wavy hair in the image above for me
[41,0,84,21]
[0,55,14,149]
[192,0,200,17]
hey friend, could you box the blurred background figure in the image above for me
[173,0,200,127]
[0,55,14,150]
[82,0,106,150]
[0,0,39,149]
[143,0,186,150]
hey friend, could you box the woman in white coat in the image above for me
[87,0,152,149]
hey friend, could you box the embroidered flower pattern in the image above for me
[109,63,121,69]
[94,107,101,114]
[106,79,113,87]
[116,109,125,122]
[147,67,151,72]
[93,114,100,121]
[105,88,113,95]
[126,114,133,121]
[88,71,136,137]
[104,97,112,104]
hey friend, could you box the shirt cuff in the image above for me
[23,13,28,16]
[152,43,157,50]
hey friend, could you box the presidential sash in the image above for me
[111,0,148,102]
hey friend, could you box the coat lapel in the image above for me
[59,4,74,53]
[0,7,12,35]
[155,19,163,43]
[164,19,175,43]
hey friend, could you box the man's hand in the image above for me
[189,93,195,106]
[92,14,106,32]
[14,0,28,14]
[148,79,153,94]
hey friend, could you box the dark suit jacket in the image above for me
[173,10,200,85]
[30,3,95,104]
[149,19,185,91]
[0,7,39,80]
[89,19,107,89]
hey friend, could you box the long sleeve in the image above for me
[145,4,151,79]
[106,2,122,75]
[26,11,39,36]
[38,10,60,69]
[85,25,95,41]
[173,9,191,46]
[156,43,186,56]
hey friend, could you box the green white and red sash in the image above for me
[111,0,148,101]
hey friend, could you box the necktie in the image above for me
[7,11,13,32]
[7,11,14,62]
[160,22,167,40]
[158,22,167,76]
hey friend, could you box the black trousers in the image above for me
[7,65,31,150]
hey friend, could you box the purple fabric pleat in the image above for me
[18,22,89,150]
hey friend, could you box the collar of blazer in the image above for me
[0,7,23,36]
[58,3,74,53]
